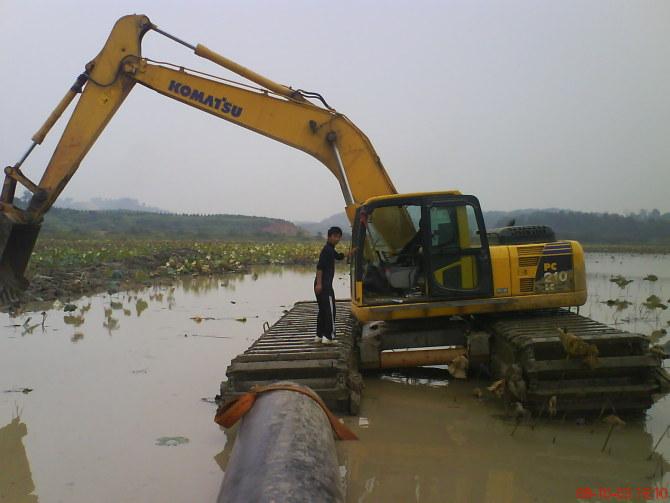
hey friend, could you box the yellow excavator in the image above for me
[0,15,665,412]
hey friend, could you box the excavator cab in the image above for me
[351,193,493,307]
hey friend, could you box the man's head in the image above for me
[327,226,343,245]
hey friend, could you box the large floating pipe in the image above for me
[218,387,344,503]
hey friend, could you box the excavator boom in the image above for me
[0,14,397,298]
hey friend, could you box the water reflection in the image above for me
[0,415,38,503]
[340,378,667,502]
[0,259,668,502]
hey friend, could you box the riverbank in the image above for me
[15,238,323,308]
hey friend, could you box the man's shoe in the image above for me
[313,336,322,343]
[321,337,335,345]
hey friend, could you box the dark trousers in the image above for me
[316,289,336,340]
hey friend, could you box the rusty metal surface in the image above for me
[220,301,361,414]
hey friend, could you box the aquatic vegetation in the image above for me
[18,238,326,306]
[649,329,668,343]
[602,299,632,311]
[136,299,148,316]
[103,316,119,332]
[64,315,85,327]
[609,275,633,288]
[63,303,77,312]
[643,295,668,311]
[643,274,659,282]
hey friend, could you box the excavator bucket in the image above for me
[0,215,40,304]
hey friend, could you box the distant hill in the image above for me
[55,197,165,212]
[41,207,308,240]
[295,212,351,237]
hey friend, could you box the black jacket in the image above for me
[316,242,344,292]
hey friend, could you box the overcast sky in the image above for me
[1,1,668,221]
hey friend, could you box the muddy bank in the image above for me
[10,239,323,310]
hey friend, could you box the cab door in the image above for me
[425,196,493,298]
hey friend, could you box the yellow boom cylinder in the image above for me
[194,44,308,103]
[31,75,88,145]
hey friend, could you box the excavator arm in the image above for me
[0,14,401,297]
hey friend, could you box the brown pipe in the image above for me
[379,347,466,368]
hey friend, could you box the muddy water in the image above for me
[1,256,669,502]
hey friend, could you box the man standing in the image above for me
[314,226,349,345]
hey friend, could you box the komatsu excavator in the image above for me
[1,15,666,412]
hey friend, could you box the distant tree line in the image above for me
[485,209,670,245]
[40,208,313,241]
[34,206,670,245]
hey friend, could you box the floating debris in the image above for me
[4,388,33,394]
[155,436,189,447]
[103,317,119,331]
[603,414,625,427]
[64,315,85,327]
[505,364,527,401]
[548,396,558,417]
[643,274,659,282]
[472,387,483,399]
[649,329,668,344]
[22,323,40,335]
[190,316,216,323]
[71,332,84,343]
[648,425,670,460]
[650,345,668,359]
[601,415,625,453]
[448,355,468,379]
[110,301,123,310]
[487,379,505,398]
[236,317,248,323]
